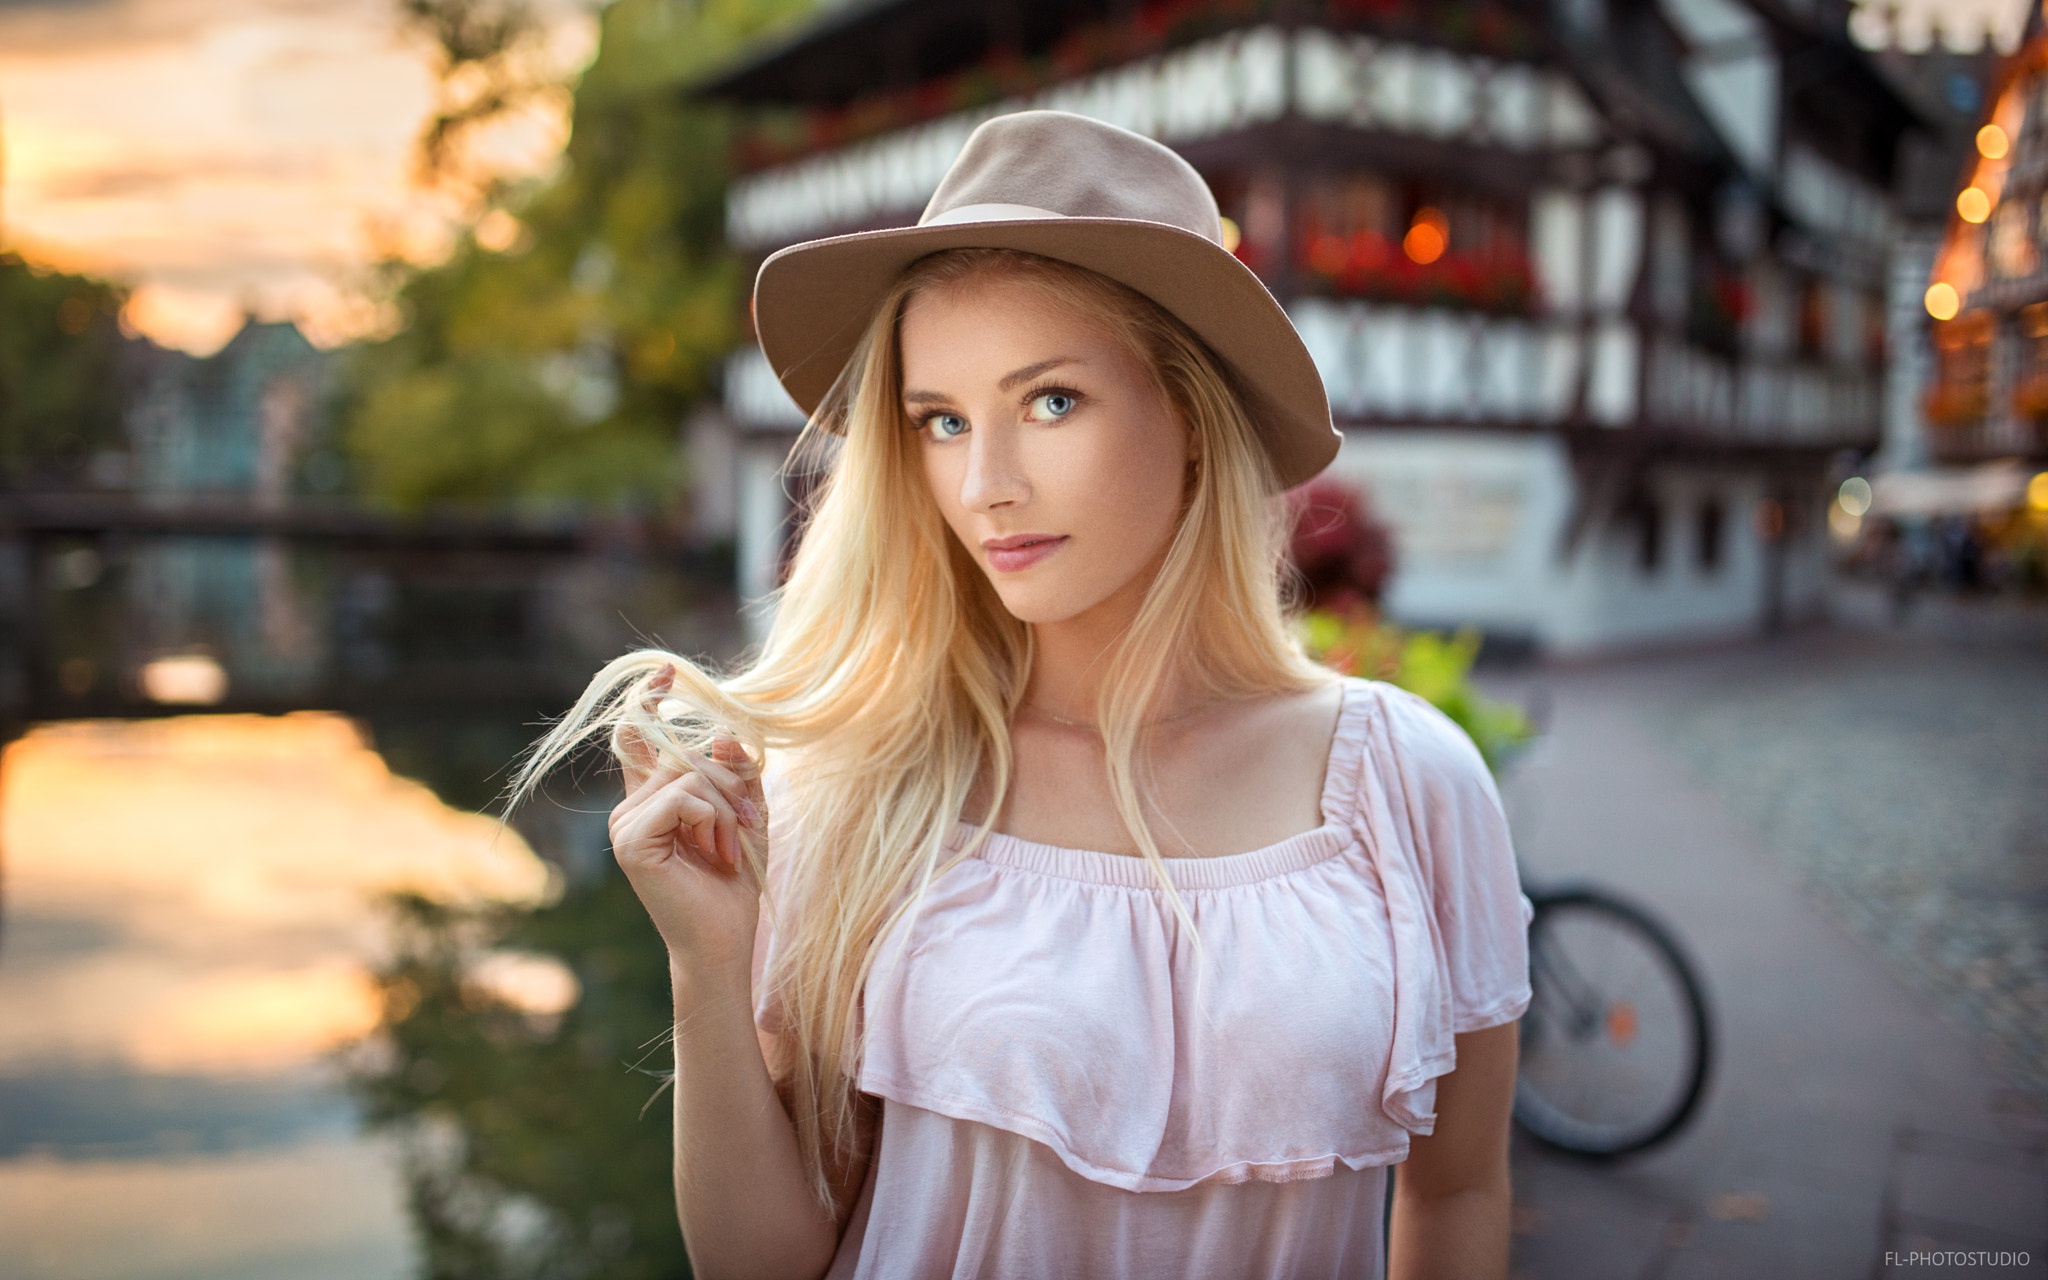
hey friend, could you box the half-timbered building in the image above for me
[696,0,1919,653]
[1924,4,2048,476]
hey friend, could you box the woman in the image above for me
[509,110,1533,1280]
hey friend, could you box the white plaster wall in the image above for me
[1777,495,1834,626]
[736,439,794,647]
[1543,468,1819,655]
[1320,429,1574,640]
[684,407,739,542]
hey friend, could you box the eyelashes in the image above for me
[911,384,1086,439]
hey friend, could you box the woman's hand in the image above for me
[608,667,767,986]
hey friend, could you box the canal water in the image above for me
[0,537,746,1279]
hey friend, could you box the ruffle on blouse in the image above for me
[842,677,1534,1194]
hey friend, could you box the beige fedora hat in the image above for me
[751,109,1339,492]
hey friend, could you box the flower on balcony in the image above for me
[1295,224,1534,314]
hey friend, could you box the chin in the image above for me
[989,582,1092,626]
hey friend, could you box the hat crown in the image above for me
[918,111,1224,245]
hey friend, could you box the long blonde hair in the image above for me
[503,247,1334,1217]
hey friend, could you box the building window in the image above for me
[2017,303,2048,426]
[1992,199,2039,280]
[1796,274,1827,360]
[1926,311,1992,429]
[1625,496,1663,574]
[1697,498,1724,573]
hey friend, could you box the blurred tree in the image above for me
[400,0,560,201]
[0,254,128,489]
[342,0,813,514]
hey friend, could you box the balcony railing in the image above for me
[1644,337,1881,447]
[1289,299,1582,425]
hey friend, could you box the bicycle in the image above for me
[1513,875,1715,1159]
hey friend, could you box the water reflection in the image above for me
[0,712,556,1278]
[349,879,691,1279]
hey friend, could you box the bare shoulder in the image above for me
[1187,673,1347,742]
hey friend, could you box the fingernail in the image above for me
[739,799,760,828]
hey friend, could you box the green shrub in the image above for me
[1295,605,1533,774]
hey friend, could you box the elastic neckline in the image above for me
[947,677,1366,890]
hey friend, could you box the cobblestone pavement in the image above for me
[1477,601,2048,1279]
[1659,627,2048,1107]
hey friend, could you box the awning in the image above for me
[1867,460,2035,518]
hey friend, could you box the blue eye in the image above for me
[1030,391,1076,419]
[925,412,967,439]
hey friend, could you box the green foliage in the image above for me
[341,0,815,513]
[0,254,128,488]
[1296,605,1534,774]
[351,879,692,1280]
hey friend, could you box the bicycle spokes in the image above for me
[1513,888,1713,1160]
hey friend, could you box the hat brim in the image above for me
[751,216,1339,492]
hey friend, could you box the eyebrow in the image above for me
[902,356,1080,408]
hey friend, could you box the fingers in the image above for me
[617,760,684,821]
[606,665,758,871]
[714,738,767,832]
[612,771,740,872]
[680,736,753,809]
[618,723,655,794]
[617,666,675,792]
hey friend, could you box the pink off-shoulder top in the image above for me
[750,675,1535,1280]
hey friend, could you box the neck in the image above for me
[1020,557,1178,727]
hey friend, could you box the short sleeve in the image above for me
[1379,686,1534,1034]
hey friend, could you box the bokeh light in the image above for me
[139,653,230,705]
[1925,282,1961,320]
[1957,187,1992,223]
[1403,207,1448,265]
[1828,502,1863,542]
[1978,124,2010,159]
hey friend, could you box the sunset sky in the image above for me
[0,0,597,353]
[0,0,2029,356]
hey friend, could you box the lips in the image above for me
[982,535,1062,551]
[985,536,1068,572]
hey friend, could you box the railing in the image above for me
[726,26,1605,249]
[1924,416,2048,465]
[1643,338,1882,446]
[1288,299,1583,425]
[0,496,740,731]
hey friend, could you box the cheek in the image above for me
[922,449,967,531]
[1070,425,1186,553]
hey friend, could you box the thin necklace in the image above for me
[1022,698,1218,732]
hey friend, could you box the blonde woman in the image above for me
[510,111,1533,1280]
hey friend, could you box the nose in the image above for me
[958,420,1029,512]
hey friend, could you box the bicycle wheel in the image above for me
[1513,886,1713,1159]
